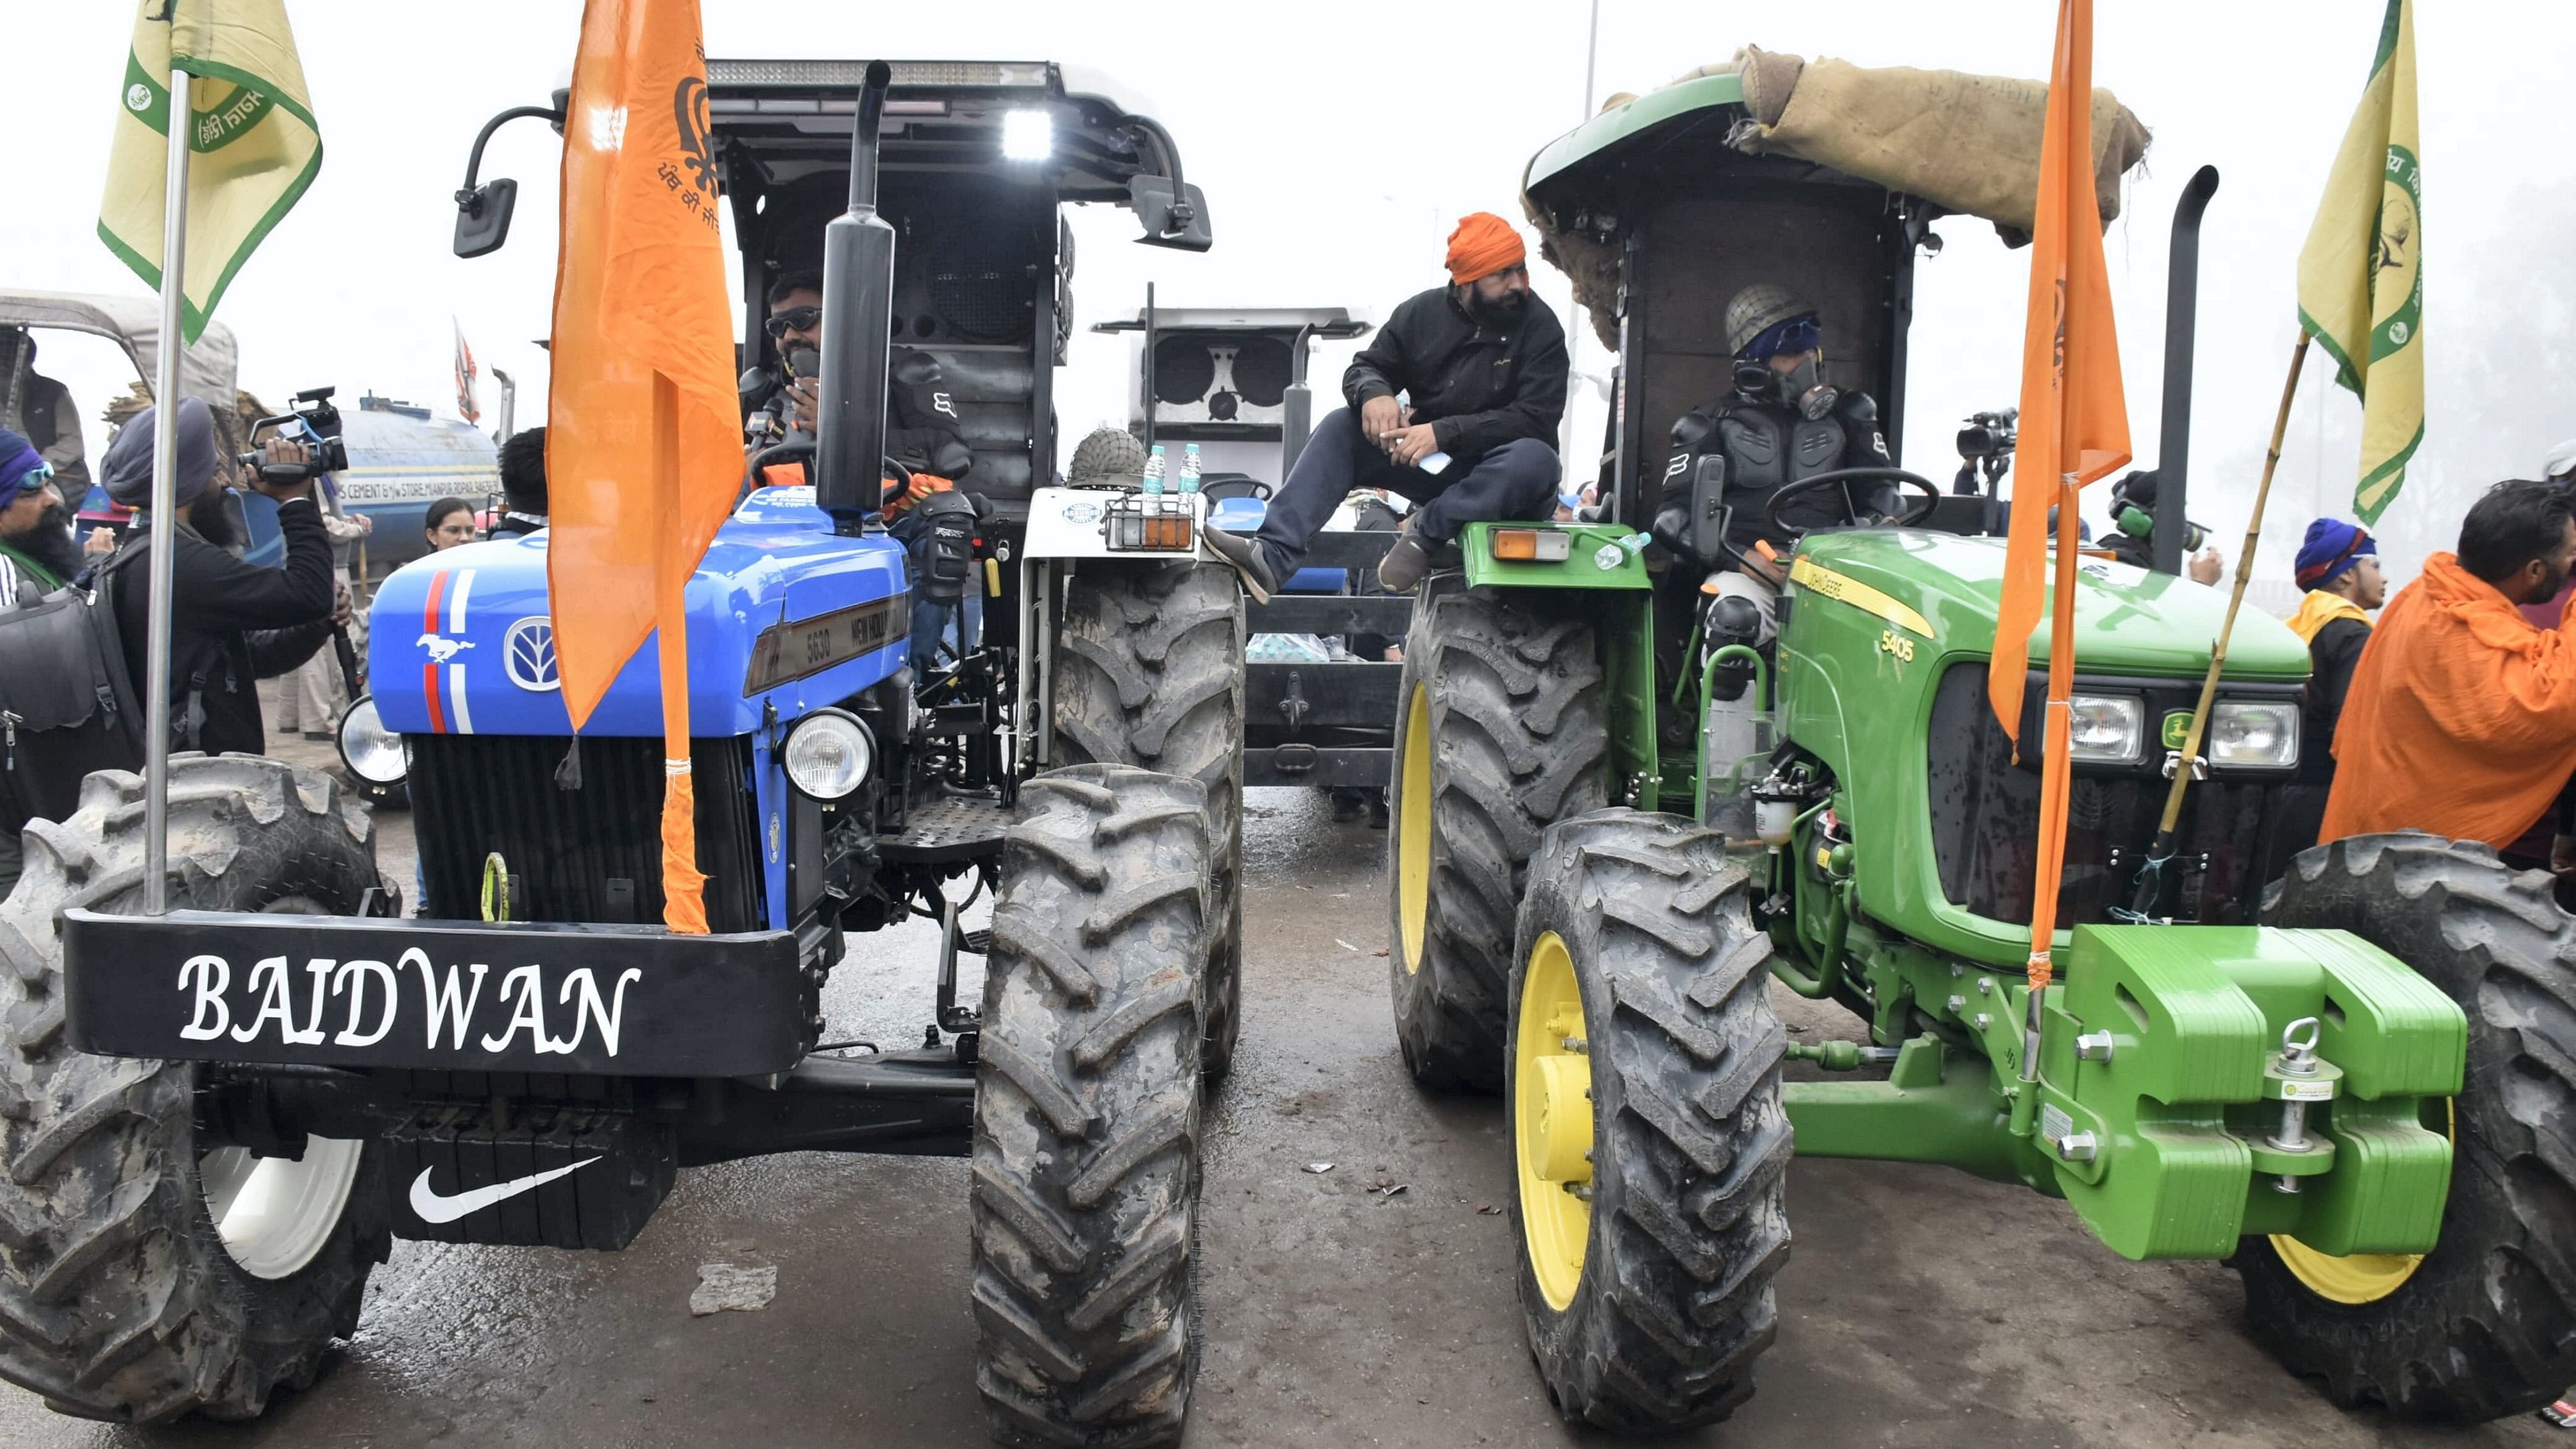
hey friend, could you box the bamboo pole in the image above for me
[2123,333,2311,918]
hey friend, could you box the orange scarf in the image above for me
[2284,588,2370,644]
[2321,552,2576,848]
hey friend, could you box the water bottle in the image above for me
[1142,444,1167,496]
[1178,443,1202,494]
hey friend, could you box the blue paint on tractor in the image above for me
[370,486,909,741]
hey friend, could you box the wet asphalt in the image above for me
[0,741,2557,1447]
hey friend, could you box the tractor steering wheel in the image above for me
[1761,467,1943,540]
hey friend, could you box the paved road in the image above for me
[0,760,2556,1447]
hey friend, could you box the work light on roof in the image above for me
[1002,109,1053,162]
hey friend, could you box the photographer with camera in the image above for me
[100,397,345,759]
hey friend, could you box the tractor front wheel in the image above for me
[2245,831,2576,1421]
[1508,809,1792,1429]
[1054,560,1246,1083]
[0,755,390,1423]
[970,764,1209,1448]
[1388,582,1609,1091]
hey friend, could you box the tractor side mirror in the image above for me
[1130,176,1213,252]
[453,178,519,260]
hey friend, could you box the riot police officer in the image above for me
[1653,284,1896,697]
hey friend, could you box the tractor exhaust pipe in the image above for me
[815,60,895,533]
[2151,166,2219,575]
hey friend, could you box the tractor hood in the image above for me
[369,487,911,739]
[1793,530,2309,681]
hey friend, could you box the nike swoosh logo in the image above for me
[408,1159,598,1224]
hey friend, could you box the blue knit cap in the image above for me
[2295,517,2374,590]
[0,427,45,503]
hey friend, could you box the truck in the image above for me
[1387,62,2576,1427]
[0,59,1247,1448]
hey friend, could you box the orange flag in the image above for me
[1992,0,2131,982]
[544,0,740,932]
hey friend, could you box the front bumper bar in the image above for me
[65,910,811,1077]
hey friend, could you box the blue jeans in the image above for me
[1251,407,1561,580]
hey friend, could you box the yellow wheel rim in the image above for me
[2269,1100,2453,1305]
[1516,931,1593,1312]
[1397,684,1433,973]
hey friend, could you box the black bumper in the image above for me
[64,911,811,1076]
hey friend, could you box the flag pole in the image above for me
[2122,332,2312,919]
[142,62,194,915]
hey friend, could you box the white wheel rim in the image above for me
[200,1138,363,1280]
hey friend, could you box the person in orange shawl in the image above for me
[2322,480,2576,877]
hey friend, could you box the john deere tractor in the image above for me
[1389,67,2576,1426]
[0,60,1242,1446]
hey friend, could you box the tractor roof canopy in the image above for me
[1521,50,2148,504]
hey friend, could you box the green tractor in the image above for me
[1389,68,2576,1426]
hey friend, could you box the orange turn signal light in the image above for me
[1490,527,1572,562]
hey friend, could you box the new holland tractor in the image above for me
[0,60,1245,1447]
[1388,67,2576,1426]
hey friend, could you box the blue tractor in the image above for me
[0,61,1243,1448]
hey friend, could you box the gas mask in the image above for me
[1733,352,1839,421]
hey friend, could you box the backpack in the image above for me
[0,544,149,824]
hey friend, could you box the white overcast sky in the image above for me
[7,1,2567,596]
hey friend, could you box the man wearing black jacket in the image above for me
[490,427,548,538]
[1205,212,1564,596]
[100,399,342,759]
[743,272,973,483]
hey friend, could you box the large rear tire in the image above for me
[0,755,391,1423]
[2243,832,2576,1421]
[972,764,1209,1448]
[1388,581,1609,1090]
[1054,561,1246,1083]
[1508,809,1791,1428]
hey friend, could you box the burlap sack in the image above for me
[1524,47,2152,345]
[1727,47,2151,240]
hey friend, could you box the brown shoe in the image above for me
[1199,526,1276,603]
[1377,533,1431,594]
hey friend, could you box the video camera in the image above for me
[235,387,351,485]
[1953,407,2017,496]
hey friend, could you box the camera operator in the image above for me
[99,398,345,758]
[742,271,972,485]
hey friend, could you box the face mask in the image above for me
[1775,354,1838,421]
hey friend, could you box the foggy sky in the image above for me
[6,1,2565,605]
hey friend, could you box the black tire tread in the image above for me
[972,763,1207,1448]
[1512,809,1791,1430]
[1054,562,1246,1083]
[2245,831,2576,1421]
[0,753,388,1423]
[1389,584,1609,1091]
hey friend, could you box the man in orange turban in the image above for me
[1202,212,1566,597]
[2322,480,2576,877]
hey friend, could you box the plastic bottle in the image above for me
[1178,443,1202,494]
[1142,444,1167,496]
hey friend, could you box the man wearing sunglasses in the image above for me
[743,271,973,485]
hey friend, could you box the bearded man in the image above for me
[1203,212,1566,596]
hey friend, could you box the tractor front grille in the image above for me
[1924,664,2294,927]
[411,734,765,932]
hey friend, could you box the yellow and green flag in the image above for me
[2295,0,2420,524]
[97,0,322,345]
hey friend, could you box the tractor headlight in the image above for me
[783,709,873,800]
[335,696,408,785]
[2209,700,2300,769]
[2065,694,2145,765]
